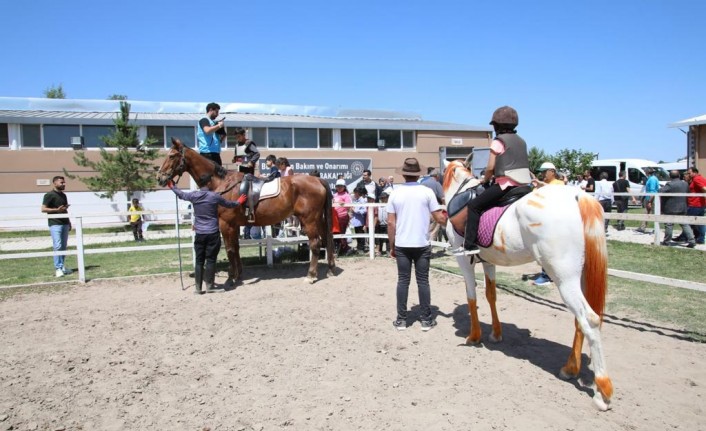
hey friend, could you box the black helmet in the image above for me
[489,106,519,127]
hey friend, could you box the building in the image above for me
[0,97,491,229]
[669,113,706,171]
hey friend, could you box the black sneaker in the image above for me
[392,319,407,331]
[420,319,437,332]
[686,242,696,249]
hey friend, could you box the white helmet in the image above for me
[538,162,557,171]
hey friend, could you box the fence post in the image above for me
[653,195,661,246]
[75,216,86,283]
[265,226,274,267]
[367,203,375,259]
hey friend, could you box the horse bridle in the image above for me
[165,145,187,184]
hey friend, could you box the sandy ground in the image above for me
[1,258,705,431]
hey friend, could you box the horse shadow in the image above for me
[215,260,343,292]
[450,303,596,397]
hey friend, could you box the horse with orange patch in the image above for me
[443,160,613,410]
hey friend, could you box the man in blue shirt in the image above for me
[197,102,225,166]
[168,174,246,294]
[638,168,660,233]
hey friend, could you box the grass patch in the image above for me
[607,240,706,283]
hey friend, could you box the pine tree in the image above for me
[64,101,160,200]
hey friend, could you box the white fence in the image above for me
[0,193,704,290]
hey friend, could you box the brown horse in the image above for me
[157,138,335,284]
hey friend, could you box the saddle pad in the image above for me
[477,205,511,248]
[259,178,281,200]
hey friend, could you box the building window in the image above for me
[166,126,195,148]
[269,128,293,148]
[146,126,165,148]
[251,128,266,147]
[379,130,401,149]
[21,125,41,147]
[82,125,115,148]
[341,129,354,149]
[294,128,317,149]
[319,129,333,149]
[44,125,80,148]
[403,131,414,149]
[0,123,8,147]
[355,129,378,149]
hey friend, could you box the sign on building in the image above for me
[257,158,372,190]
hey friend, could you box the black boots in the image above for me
[193,265,204,295]
[203,261,217,293]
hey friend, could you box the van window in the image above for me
[628,168,644,185]
[647,167,670,181]
[591,166,616,181]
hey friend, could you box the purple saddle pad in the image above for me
[477,205,511,248]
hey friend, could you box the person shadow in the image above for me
[449,303,596,398]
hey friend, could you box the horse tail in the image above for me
[319,178,333,246]
[577,193,608,320]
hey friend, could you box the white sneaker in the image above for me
[62,268,73,275]
[55,268,65,278]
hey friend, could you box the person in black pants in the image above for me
[168,174,247,294]
[453,106,532,255]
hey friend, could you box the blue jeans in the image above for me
[49,224,70,270]
[395,245,432,321]
[687,206,705,243]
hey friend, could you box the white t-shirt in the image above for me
[386,182,441,247]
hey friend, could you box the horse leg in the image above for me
[556,276,613,411]
[300,217,320,284]
[220,222,242,285]
[560,320,584,380]
[482,263,503,343]
[461,258,482,345]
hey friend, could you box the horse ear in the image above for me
[171,137,181,148]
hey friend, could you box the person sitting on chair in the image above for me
[453,106,532,256]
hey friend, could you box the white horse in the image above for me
[442,160,613,411]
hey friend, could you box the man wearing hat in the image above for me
[453,106,532,256]
[532,162,564,188]
[387,158,448,331]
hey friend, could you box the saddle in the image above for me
[448,185,532,247]
[237,175,281,222]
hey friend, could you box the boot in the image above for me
[193,264,204,295]
[203,261,218,293]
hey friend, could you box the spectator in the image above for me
[276,157,293,177]
[378,177,389,189]
[128,198,145,242]
[350,186,368,252]
[41,175,72,278]
[361,169,382,202]
[659,170,695,248]
[387,175,395,189]
[420,168,445,204]
[638,167,659,233]
[532,162,563,188]
[196,102,225,166]
[375,189,391,255]
[332,179,352,255]
[683,168,706,245]
[594,171,613,233]
[387,157,448,331]
[612,170,633,231]
[261,154,281,181]
[168,174,246,294]
[582,169,595,193]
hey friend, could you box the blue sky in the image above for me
[1,0,703,162]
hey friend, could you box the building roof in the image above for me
[669,113,706,128]
[0,97,491,132]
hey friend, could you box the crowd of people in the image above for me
[39,104,705,331]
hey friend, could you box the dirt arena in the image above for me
[1,258,704,431]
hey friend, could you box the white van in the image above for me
[590,159,669,190]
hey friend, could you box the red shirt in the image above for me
[687,174,706,207]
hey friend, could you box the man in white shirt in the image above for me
[594,171,613,233]
[387,158,448,331]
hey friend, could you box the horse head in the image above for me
[156,138,188,186]
[442,160,480,200]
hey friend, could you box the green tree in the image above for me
[108,94,128,100]
[44,84,66,99]
[548,148,598,177]
[64,101,160,200]
[527,146,547,173]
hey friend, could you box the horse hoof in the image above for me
[488,334,503,343]
[303,277,316,285]
[592,393,611,411]
[559,367,578,380]
[465,336,481,346]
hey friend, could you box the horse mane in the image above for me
[442,160,471,192]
